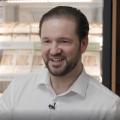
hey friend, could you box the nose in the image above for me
[50,42,61,55]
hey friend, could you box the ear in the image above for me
[80,36,88,54]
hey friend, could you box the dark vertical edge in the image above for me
[116,0,120,96]
[102,0,112,89]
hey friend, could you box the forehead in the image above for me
[41,18,77,36]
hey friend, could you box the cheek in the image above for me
[64,47,79,58]
[41,48,49,59]
[67,44,80,54]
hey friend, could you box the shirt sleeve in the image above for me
[114,99,120,120]
[0,81,14,120]
[104,98,120,120]
[0,73,32,120]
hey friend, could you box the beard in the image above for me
[43,48,81,76]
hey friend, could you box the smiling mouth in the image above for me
[51,58,64,62]
[49,58,65,66]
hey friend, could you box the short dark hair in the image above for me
[39,6,89,41]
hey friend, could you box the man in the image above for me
[0,6,119,120]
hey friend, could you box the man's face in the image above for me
[41,18,84,76]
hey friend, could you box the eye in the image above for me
[62,40,69,43]
[43,40,50,43]
[41,39,51,44]
[59,38,72,44]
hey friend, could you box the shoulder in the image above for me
[9,67,48,88]
[2,67,48,98]
[85,73,119,106]
[0,68,49,110]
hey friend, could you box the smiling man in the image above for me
[0,6,120,120]
[40,15,86,94]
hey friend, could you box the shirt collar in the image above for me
[37,68,89,98]
[69,68,89,98]
[36,68,50,86]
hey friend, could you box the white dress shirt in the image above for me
[0,68,119,120]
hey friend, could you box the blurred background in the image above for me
[0,0,120,96]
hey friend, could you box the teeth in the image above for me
[51,58,63,62]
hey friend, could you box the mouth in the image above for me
[51,58,64,62]
[49,57,65,67]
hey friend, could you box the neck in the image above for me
[50,62,83,95]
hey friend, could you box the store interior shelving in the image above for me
[0,1,103,93]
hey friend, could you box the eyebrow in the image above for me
[57,37,73,41]
[41,37,49,40]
